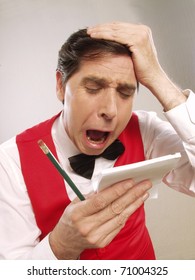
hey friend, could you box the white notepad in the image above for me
[94,153,181,198]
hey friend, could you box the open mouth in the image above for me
[86,130,109,144]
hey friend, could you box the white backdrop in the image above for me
[0,0,195,259]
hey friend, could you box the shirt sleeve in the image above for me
[165,90,195,142]
[21,235,57,260]
[138,90,195,196]
[0,139,57,260]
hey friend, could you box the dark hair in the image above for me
[57,28,131,83]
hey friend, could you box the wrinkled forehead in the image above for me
[78,54,137,86]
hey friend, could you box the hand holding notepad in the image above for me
[94,153,181,198]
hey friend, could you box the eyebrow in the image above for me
[81,76,137,91]
[81,76,108,88]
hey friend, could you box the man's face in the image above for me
[56,54,137,155]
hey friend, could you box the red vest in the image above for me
[16,113,155,260]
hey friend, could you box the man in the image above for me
[0,22,195,260]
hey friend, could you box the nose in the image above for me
[98,91,117,120]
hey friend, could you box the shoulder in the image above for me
[134,110,162,129]
[0,136,20,170]
[16,113,61,143]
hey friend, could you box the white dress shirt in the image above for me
[0,90,195,259]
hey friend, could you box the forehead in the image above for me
[77,54,136,85]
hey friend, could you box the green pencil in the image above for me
[38,139,85,201]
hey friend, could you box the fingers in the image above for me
[79,178,135,216]
[87,21,160,88]
[77,178,151,220]
[77,180,151,248]
[55,179,152,252]
[110,179,151,214]
[74,179,151,235]
[90,179,151,227]
[87,22,132,47]
[87,22,151,47]
[87,22,137,36]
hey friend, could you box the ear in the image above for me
[56,71,65,102]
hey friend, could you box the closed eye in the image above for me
[117,88,136,99]
[82,76,106,94]
[85,86,102,94]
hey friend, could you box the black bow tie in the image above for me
[68,139,125,179]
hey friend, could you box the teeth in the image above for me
[87,135,105,143]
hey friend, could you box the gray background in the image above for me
[1,0,195,259]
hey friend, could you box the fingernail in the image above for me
[87,27,94,32]
[142,192,149,201]
[89,32,97,38]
